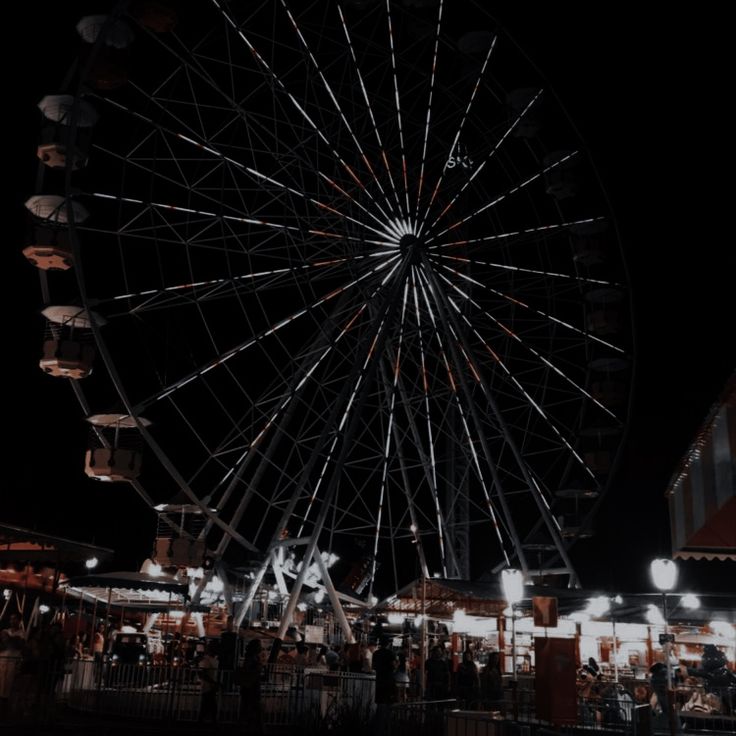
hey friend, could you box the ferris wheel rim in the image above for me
[47,0,634,592]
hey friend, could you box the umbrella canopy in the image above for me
[62,570,189,606]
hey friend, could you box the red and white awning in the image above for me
[667,378,736,560]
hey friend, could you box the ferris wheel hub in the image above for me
[399,233,425,264]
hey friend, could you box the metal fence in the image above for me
[55,660,375,731]
[2,655,735,735]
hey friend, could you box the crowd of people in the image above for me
[2,606,734,734]
[0,613,68,719]
[577,647,736,729]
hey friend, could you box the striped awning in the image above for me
[667,377,736,560]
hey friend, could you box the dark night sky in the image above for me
[6,4,734,593]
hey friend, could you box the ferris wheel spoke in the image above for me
[121,34,381,228]
[418,35,497,234]
[130,256,400,414]
[184,276,404,544]
[432,268,620,423]
[294,258,412,547]
[86,191,396,247]
[435,253,618,287]
[431,150,580,239]
[91,105,396,241]
[203,257,407,533]
[428,89,543,233]
[211,0,391,220]
[80,221,397,256]
[413,0,443,221]
[419,262,580,581]
[407,267,453,576]
[166,392,247,482]
[415,269,515,569]
[440,290,598,479]
[384,0,412,220]
[91,140,261,223]
[210,391,338,563]
[296,331,384,538]
[434,260,625,354]
[336,3,402,216]
[279,0,395,221]
[97,257,369,316]
[124,81,205,149]
[427,216,605,249]
[367,281,429,589]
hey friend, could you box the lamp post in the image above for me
[610,595,624,683]
[651,558,678,736]
[501,567,524,720]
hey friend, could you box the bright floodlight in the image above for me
[681,594,700,609]
[453,608,469,633]
[645,604,665,626]
[85,556,99,569]
[710,621,735,638]
[650,558,678,591]
[39,604,50,614]
[141,559,163,578]
[501,568,524,605]
[587,595,611,618]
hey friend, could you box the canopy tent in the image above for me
[62,570,189,607]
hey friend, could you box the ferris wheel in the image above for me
[27,1,632,626]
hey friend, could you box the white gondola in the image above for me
[40,336,95,379]
[37,95,98,169]
[86,413,152,429]
[41,305,105,330]
[153,492,209,568]
[76,15,134,48]
[76,15,133,89]
[38,95,98,127]
[24,195,89,225]
[84,413,150,483]
[23,227,73,271]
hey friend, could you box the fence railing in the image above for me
[2,655,734,735]
[1,656,377,728]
